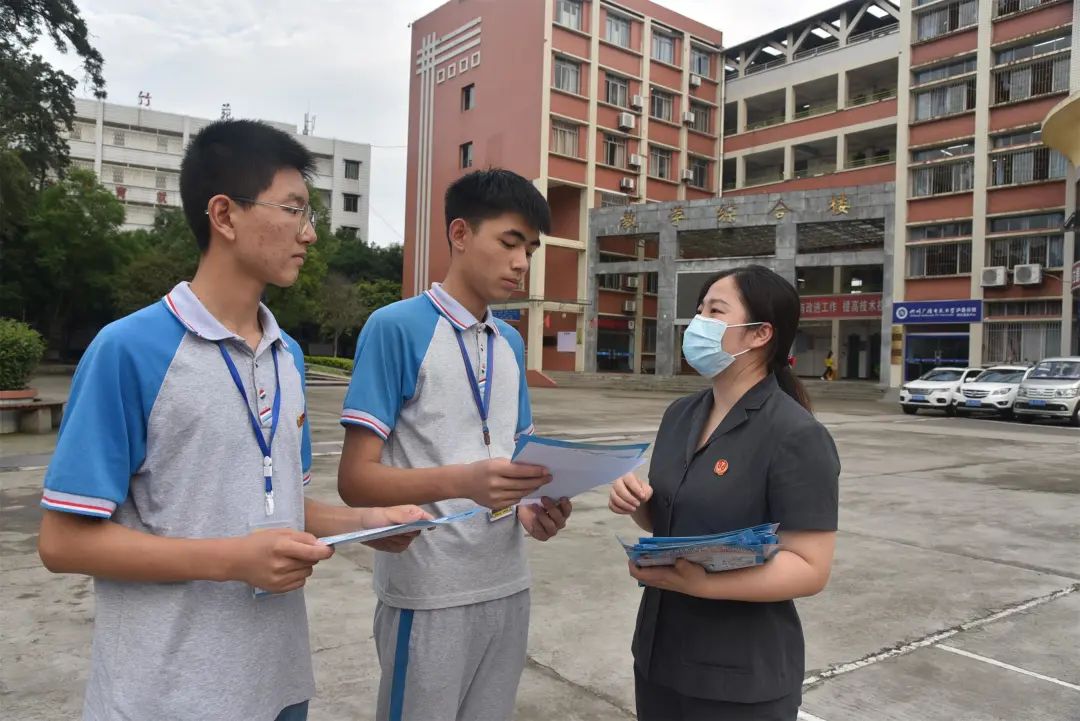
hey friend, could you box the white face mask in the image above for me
[682,315,763,379]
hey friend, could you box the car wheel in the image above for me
[945,404,956,417]
[1001,408,1014,421]
[1070,406,1080,428]
[1017,415,1034,424]
[902,406,917,415]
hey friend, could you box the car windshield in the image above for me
[1028,361,1080,380]
[975,370,1025,383]
[920,370,962,382]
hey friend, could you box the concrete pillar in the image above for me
[736,155,747,188]
[968,0,994,368]
[774,221,797,285]
[785,86,796,123]
[1061,171,1076,355]
[880,204,897,388]
[837,70,849,111]
[94,101,105,176]
[831,319,842,379]
[655,223,679,377]
[837,133,848,171]
[784,145,795,180]
[737,99,747,133]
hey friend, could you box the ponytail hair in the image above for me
[696,265,813,412]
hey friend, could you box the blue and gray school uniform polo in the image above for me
[41,282,315,721]
[341,283,534,610]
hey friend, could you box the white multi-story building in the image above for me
[66,98,371,238]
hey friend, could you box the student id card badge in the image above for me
[489,506,516,522]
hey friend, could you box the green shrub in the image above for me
[0,319,46,390]
[305,355,353,373]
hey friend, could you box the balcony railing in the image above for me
[847,151,896,168]
[745,115,785,131]
[794,40,838,61]
[793,100,838,120]
[745,57,787,75]
[848,87,898,106]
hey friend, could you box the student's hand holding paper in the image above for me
[359,505,433,553]
[232,528,334,594]
[519,497,573,541]
[460,458,551,510]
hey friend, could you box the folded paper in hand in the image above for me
[511,434,650,505]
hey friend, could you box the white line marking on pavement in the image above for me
[802,585,1078,687]
[935,645,1080,692]
[798,711,829,721]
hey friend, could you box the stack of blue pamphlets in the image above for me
[620,523,781,573]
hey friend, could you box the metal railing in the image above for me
[745,57,787,75]
[847,151,896,168]
[994,0,1060,18]
[794,40,838,61]
[848,24,900,46]
[745,115,785,131]
[793,101,837,120]
[848,87,898,106]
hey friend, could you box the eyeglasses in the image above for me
[207,196,317,236]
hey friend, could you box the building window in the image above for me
[603,133,627,168]
[551,121,580,157]
[599,191,628,207]
[155,173,167,189]
[689,103,711,134]
[689,157,709,189]
[650,89,674,122]
[908,221,973,240]
[461,83,476,111]
[913,78,976,120]
[995,35,1070,65]
[911,159,974,196]
[983,321,1061,365]
[111,168,124,183]
[645,273,659,294]
[907,242,972,277]
[70,124,83,140]
[459,142,474,169]
[156,136,168,151]
[914,0,978,42]
[989,147,1068,186]
[992,129,1043,148]
[343,193,360,213]
[652,32,675,65]
[649,146,672,180]
[995,0,1059,17]
[988,234,1065,268]
[344,159,361,179]
[691,47,711,77]
[556,0,583,30]
[912,56,977,86]
[113,130,125,146]
[606,13,631,47]
[599,272,622,290]
[989,212,1065,233]
[986,300,1063,317]
[554,57,581,93]
[910,141,975,163]
[993,56,1070,104]
[605,73,629,107]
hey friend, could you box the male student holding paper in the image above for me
[338,168,574,721]
[37,119,425,721]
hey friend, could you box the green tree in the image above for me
[0,151,36,318]
[113,208,200,315]
[317,273,366,357]
[326,226,403,284]
[355,279,402,319]
[22,169,129,354]
[1,0,107,185]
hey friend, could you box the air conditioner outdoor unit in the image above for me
[682,111,696,124]
[628,153,645,167]
[618,112,636,130]
[681,168,695,182]
[1013,263,1043,285]
[630,94,644,109]
[619,177,636,191]
[625,276,640,289]
[689,74,703,88]
[981,266,1007,288]
[623,301,637,313]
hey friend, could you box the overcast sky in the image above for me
[44,0,843,246]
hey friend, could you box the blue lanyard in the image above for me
[454,328,494,446]
[218,342,281,515]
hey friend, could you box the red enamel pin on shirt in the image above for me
[714,459,729,476]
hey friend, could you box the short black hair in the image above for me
[180,119,315,251]
[444,168,551,247]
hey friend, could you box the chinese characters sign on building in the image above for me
[669,206,686,226]
[892,300,983,324]
[619,210,638,231]
[716,205,736,224]
[800,293,883,319]
[829,193,850,215]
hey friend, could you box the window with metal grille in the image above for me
[992,129,1043,148]
[911,160,974,196]
[907,242,972,277]
[909,221,973,240]
[554,58,581,93]
[915,0,978,41]
[989,211,1065,233]
[912,56,977,85]
[343,193,359,213]
[652,33,675,64]
[556,0,583,30]
[599,191,628,208]
[649,146,672,180]
[650,89,673,122]
[993,56,1070,103]
[988,235,1065,268]
[989,147,1068,186]
[911,141,975,163]
[111,168,124,183]
[155,174,167,189]
[551,121,580,157]
[689,157,709,189]
[603,134,627,168]
[461,84,476,111]
[344,160,361,179]
[912,78,976,120]
[157,136,168,151]
[986,300,1062,317]
[995,34,1070,64]
[606,74,629,107]
[113,130,125,146]
[689,103,711,134]
[606,13,631,47]
[645,274,659,294]
[995,0,1060,17]
[983,321,1061,364]
[459,142,473,169]
[691,48,711,77]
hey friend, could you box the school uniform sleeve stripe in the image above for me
[40,491,116,518]
[340,411,392,439]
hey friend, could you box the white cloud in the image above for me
[44,0,844,246]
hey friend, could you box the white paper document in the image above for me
[317,508,483,547]
[511,435,649,504]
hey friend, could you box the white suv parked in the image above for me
[1014,357,1080,427]
[899,367,983,416]
[954,366,1031,420]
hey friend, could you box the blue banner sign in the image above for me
[492,308,522,321]
[892,300,982,324]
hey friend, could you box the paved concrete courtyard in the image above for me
[2,378,1078,721]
